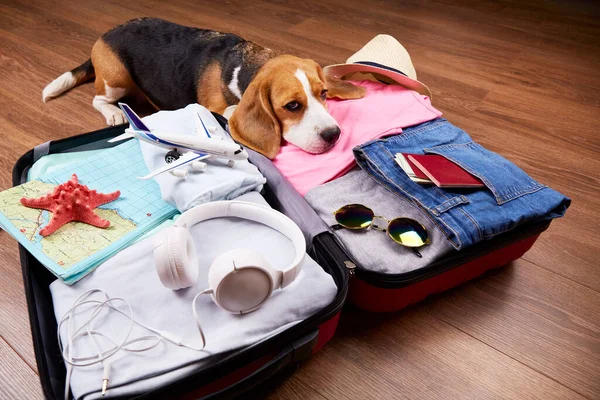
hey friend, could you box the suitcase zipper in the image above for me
[344,261,357,277]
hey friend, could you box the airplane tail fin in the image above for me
[118,103,151,131]
[195,113,211,138]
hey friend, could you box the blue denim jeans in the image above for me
[353,119,570,250]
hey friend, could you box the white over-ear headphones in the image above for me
[153,201,306,314]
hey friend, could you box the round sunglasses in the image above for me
[333,204,429,257]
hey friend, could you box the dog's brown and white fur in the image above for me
[43,18,365,158]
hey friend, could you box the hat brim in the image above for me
[324,63,432,98]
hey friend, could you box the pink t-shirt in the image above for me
[272,80,442,196]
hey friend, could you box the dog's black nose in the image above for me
[320,126,341,144]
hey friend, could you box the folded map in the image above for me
[0,139,177,284]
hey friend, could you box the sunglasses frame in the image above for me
[333,204,430,248]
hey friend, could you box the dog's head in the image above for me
[229,55,365,159]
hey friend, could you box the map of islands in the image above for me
[0,140,177,284]
[0,180,137,269]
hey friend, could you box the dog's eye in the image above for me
[284,101,301,111]
[320,89,328,100]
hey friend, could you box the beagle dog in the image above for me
[42,17,365,158]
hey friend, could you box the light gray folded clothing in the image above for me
[50,191,337,400]
[305,168,455,274]
[140,104,266,212]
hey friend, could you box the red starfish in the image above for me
[20,174,121,237]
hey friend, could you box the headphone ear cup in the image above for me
[208,248,279,314]
[154,226,199,290]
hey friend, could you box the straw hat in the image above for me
[324,34,431,98]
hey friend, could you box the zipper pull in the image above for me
[344,261,356,277]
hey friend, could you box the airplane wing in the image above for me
[108,131,135,143]
[138,152,210,180]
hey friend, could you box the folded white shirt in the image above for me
[140,105,266,212]
[50,191,337,399]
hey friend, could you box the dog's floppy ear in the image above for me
[229,77,281,159]
[323,73,366,100]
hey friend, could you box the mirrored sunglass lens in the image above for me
[335,204,374,229]
[388,218,428,247]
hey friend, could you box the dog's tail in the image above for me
[42,59,95,102]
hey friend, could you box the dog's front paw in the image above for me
[105,109,127,126]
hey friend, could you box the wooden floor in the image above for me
[1,0,599,398]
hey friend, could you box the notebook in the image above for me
[0,140,177,284]
[406,154,485,188]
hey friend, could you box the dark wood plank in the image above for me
[0,232,39,371]
[426,258,600,398]
[263,374,328,400]
[290,307,586,399]
[0,336,43,400]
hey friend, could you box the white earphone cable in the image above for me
[192,289,213,348]
[59,289,211,399]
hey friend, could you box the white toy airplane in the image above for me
[110,103,249,180]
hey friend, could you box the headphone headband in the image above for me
[174,201,306,288]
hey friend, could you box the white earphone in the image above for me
[153,200,306,314]
[58,201,306,398]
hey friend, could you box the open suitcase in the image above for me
[13,115,551,399]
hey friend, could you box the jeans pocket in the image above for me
[424,141,546,205]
